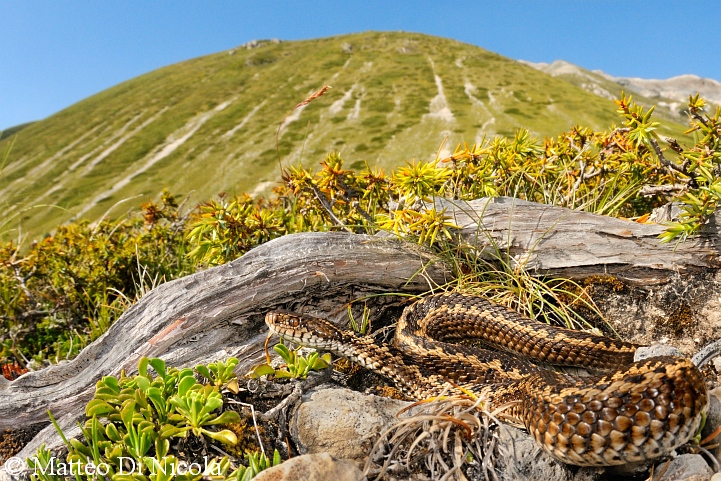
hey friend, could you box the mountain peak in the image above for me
[522,58,721,107]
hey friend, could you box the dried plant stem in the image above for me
[276,85,332,166]
[308,184,352,232]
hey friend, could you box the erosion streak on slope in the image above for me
[348,98,362,120]
[464,81,496,142]
[31,109,170,206]
[77,108,168,174]
[278,103,308,136]
[424,57,455,122]
[487,90,498,106]
[68,112,145,172]
[0,123,108,201]
[222,101,267,140]
[28,124,107,174]
[330,57,352,81]
[329,86,356,115]
[1,151,43,177]
[75,100,235,218]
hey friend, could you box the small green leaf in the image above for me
[296,356,308,373]
[138,357,150,378]
[195,365,212,380]
[273,448,281,466]
[159,424,187,440]
[70,438,91,456]
[121,401,136,426]
[251,364,276,378]
[135,376,150,392]
[148,358,167,378]
[177,375,197,397]
[311,355,330,370]
[202,428,238,445]
[100,376,120,393]
[155,437,170,458]
[86,399,115,417]
[273,344,293,363]
[206,410,240,425]
[105,422,122,442]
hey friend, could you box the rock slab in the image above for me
[291,387,411,462]
[253,453,363,481]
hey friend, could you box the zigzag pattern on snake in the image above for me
[264,291,709,467]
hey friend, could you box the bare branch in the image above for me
[639,184,688,197]
[649,138,687,176]
[307,184,352,233]
[335,176,375,225]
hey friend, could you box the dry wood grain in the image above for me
[434,197,721,285]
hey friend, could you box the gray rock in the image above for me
[705,388,721,437]
[291,387,411,462]
[253,453,363,481]
[494,424,596,481]
[649,202,684,223]
[657,454,713,481]
[634,344,683,361]
[706,387,721,468]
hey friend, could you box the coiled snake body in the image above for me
[265,292,709,467]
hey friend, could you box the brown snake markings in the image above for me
[265,291,709,467]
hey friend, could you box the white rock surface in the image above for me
[253,453,363,481]
[659,454,713,481]
[291,387,411,461]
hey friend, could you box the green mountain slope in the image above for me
[0,31,690,239]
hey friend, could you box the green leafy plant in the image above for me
[185,194,288,266]
[1,191,193,367]
[348,303,371,335]
[31,357,264,481]
[28,444,64,481]
[656,95,721,242]
[228,450,282,481]
[195,358,239,388]
[169,382,240,444]
[251,342,331,379]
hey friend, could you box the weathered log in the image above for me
[0,232,449,436]
[433,197,721,285]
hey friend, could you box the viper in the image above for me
[264,291,709,467]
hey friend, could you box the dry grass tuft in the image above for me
[364,391,510,481]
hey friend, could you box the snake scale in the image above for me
[265,292,709,467]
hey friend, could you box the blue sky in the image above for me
[2,1,720,131]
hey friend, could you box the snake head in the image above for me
[265,311,303,329]
[265,311,346,349]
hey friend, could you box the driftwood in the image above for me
[434,197,721,285]
[3,197,721,463]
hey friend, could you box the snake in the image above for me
[264,291,709,467]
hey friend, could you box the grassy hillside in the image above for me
[0,31,691,239]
